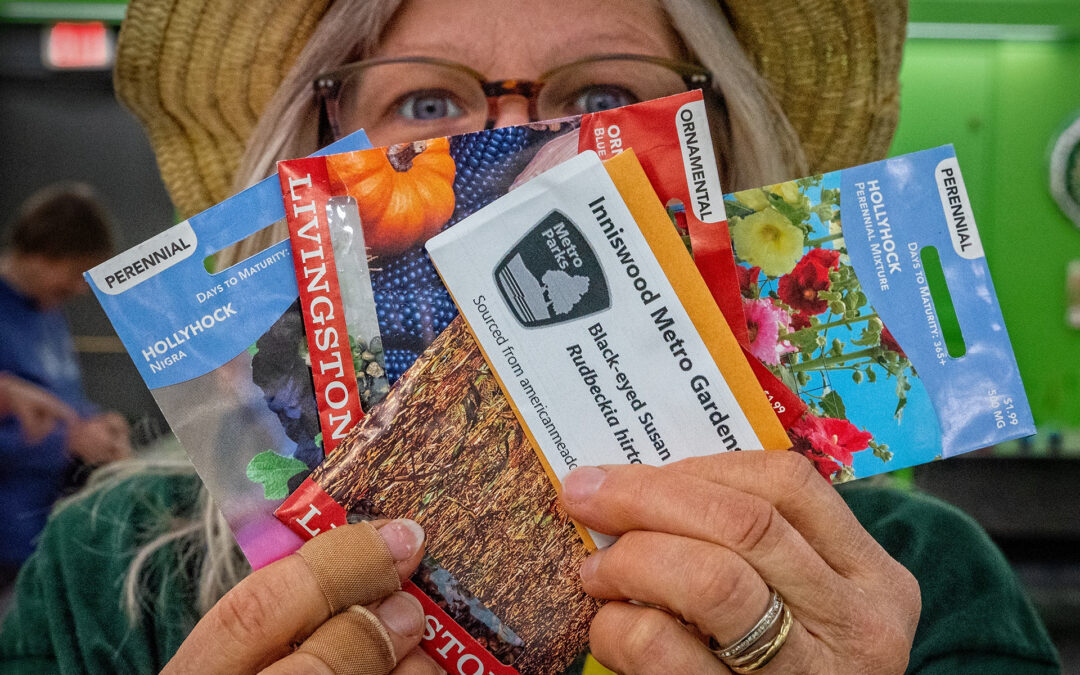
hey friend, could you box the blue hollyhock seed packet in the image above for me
[85,132,373,568]
[723,145,1035,481]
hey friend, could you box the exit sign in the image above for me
[43,21,114,70]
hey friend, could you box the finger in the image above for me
[21,410,54,443]
[589,601,728,674]
[391,648,442,674]
[262,592,425,675]
[580,531,771,648]
[667,452,895,578]
[561,464,843,619]
[164,519,424,674]
[299,519,423,613]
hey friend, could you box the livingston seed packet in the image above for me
[272,93,792,675]
[720,145,1035,481]
[276,91,802,481]
[270,150,789,675]
[85,132,374,569]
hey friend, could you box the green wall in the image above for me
[890,35,1080,429]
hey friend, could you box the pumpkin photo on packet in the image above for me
[326,138,457,256]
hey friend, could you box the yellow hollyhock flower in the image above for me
[768,180,804,207]
[733,188,770,211]
[732,207,804,276]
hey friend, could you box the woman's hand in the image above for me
[164,519,440,675]
[561,451,921,674]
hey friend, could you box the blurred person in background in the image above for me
[0,1,1062,673]
[0,183,132,594]
[0,372,78,445]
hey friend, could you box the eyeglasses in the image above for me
[314,54,712,146]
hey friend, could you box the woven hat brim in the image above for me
[723,0,906,174]
[114,0,328,218]
[115,0,906,217]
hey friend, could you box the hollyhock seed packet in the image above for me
[85,132,374,568]
[722,145,1035,480]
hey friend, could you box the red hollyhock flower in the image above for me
[880,326,906,359]
[736,264,762,298]
[790,414,872,477]
[777,248,841,315]
[787,430,841,479]
[789,311,812,331]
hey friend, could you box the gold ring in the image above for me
[708,588,793,673]
[728,605,793,672]
[708,589,782,659]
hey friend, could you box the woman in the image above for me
[0,0,1060,673]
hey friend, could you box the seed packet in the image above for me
[274,92,794,674]
[275,149,786,675]
[84,132,373,568]
[277,91,802,473]
[719,145,1035,480]
[427,149,790,549]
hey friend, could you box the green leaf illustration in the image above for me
[724,199,757,219]
[246,450,309,500]
[820,390,847,419]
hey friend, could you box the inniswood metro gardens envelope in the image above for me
[426,149,789,545]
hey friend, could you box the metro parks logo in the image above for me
[494,210,610,327]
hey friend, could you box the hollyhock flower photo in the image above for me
[732,187,771,211]
[736,264,762,298]
[777,248,841,315]
[743,298,798,366]
[723,174,918,481]
[790,414,873,480]
[730,207,804,276]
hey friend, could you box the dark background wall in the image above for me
[0,20,174,440]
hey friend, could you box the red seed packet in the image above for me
[280,152,790,674]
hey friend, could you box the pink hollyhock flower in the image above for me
[791,414,873,474]
[744,298,798,366]
[777,248,841,315]
[880,326,906,359]
[736,264,762,298]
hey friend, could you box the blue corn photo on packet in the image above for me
[723,145,1035,481]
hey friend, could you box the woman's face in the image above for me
[350,0,686,145]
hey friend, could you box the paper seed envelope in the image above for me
[427,149,788,544]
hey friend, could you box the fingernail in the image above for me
[563,466,606,502]
[378,519,425,561]
[580,553,600,581]
[373,591,424,637]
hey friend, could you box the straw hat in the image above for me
[114,0,907,218]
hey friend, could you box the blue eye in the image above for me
[572,85,637,114]
[396,90,466,121]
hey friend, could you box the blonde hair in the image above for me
[54,443,248,620]
[108,0,812,623]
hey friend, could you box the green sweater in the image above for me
[0,473,1061,673]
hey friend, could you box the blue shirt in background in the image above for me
[0,277,94,565]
